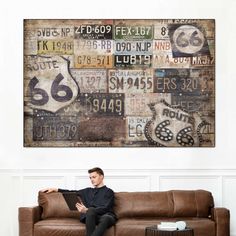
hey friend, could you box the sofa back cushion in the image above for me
[114,191,173,218]
[114,190,214,219]
[38,191,80,219]
[172,190,214,217]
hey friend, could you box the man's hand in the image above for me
[40,188,58,193]
[76,202,88,213]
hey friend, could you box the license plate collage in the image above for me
[24,19,215,147]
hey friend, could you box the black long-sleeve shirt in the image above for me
[59,185,117,222]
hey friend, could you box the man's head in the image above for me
[88,167,104,188]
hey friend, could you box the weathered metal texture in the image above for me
[24,19,215,147]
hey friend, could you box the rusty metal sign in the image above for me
[24,19,215,147]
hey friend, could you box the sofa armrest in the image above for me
[211,207,230,236]
[18,206,42,236]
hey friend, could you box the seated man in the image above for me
[42,167,116,236]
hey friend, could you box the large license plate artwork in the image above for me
[24,19,215,147]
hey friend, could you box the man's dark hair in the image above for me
[88,167,104,176]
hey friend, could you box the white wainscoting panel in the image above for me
[22,176,66,205]
[74,176,94,190]
[105,175,151,192]
[0,169,235,236]
[223,176,236,236]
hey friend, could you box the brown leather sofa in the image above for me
[19,190,230,236]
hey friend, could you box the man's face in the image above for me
[89,171,104,187]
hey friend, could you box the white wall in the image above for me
[0,0,236,235]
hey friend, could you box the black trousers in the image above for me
[85,208,116,236]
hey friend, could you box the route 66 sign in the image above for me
[168,24,210,57]
[24,55,79,113]
[144,100,207,147]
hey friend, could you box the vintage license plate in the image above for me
[77,117,125,143]
[78,93,124,117]
[154,20,201,40]
[127,116,151,141]
[154,68,214,95]
[37,26,74,39]
[115,40,152,54]
[37,40,73,54]
[108,69,153,93]
[114,54,152,68]
[114,25,153,40]
[74,24,113,39]
[171,94,214,113]
[154,22,170,40]
[74,40,113,54]
[125,93,171,116]
[153,40,172,52]
[33,110,79,141]
[153,39,191,68]
[190,55,214,66]
[71,69,107,93]
[75,55,113,68]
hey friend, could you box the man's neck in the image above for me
[95,183,105,188]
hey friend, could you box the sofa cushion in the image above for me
[172,190,214,217]
[187,218,216,236]
[114,191,173,218]
[38,192,80,219]
[34,218,114,236]
[115,218,215,236]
